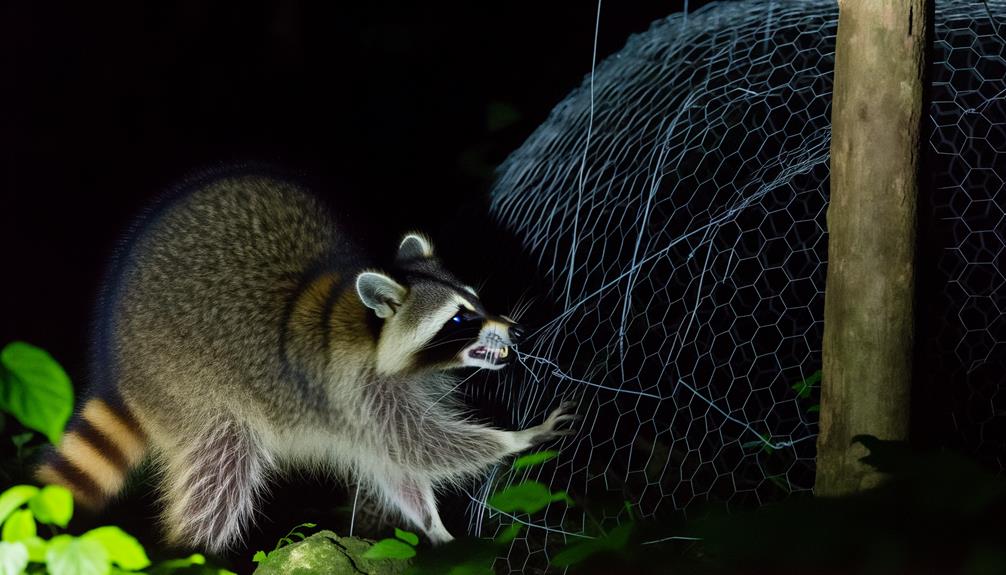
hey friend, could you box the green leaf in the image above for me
[29,485,73,528]
[0,342,74,444]
[10,433,32,449]
[489,481,571,514]
[791,370,822,400]
[82,526,150,570]
[2,509,35,542]
[363,538,415,560]
[46,535,110,575]
[550,539,599,568]
[394,528,418,546]
[272,521,318,552]
[741,433,775,454]
[511,450,559,471]
[446,563,494,575]
[766,474,790,492]
[604,522,634,550]
[0,541,29,575]
[493,523,523,545]
[550,522,635,568]
[0,485,39,526]
[623,500,636,521]
[807,404,821,413]
[549,490,575,506]
[21,536,46,562]
[148,553,207,574]
[252,550,268,563]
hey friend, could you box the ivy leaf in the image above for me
[493,524,523,546]
[511,450,559,471]
[394,528,418,546]
[0,541,29,575]
[29,485,73,528]
[252,550,268,563]
[46,535,110,575]
[2,509,36,542]
[807,404,821,413]
[362,538,416,560]
[0,342,74,445]
[82,526,150,571]
[489,481,572,514]
[0,485,39,526]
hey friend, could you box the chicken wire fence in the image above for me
[465,0,1006,570]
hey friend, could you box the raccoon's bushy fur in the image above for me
[37,170,574,552]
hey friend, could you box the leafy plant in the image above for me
[792,369,822,414]
[0,483,150,574]
[363,528,419,561]
[251,521,318,564]
[0,342,74,445]
[0,342,234,574]
[488,481,573,515]
[406,449,573,575]
[0,482,237,575]
[551,522,634,568]
[510,450,558,471]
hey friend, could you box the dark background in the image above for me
[3,0,708,569]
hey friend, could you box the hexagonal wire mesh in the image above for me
[464,0,1006,571]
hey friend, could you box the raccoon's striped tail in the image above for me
[36,396,147,510]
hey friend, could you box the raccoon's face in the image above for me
[356,233,525,375]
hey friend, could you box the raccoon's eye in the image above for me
[451,311,480,324]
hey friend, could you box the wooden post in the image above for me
[815,0,930,496]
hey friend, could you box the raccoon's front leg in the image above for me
[159,419,271,553]
[378,403,576,543]
[504,402,579,454]
[410,402,579,477]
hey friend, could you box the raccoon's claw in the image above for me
[525,402,580,445]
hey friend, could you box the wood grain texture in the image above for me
[816,0,931,496]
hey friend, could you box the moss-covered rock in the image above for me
[253,531,409,575]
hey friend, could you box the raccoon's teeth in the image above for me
[499,347,509,358]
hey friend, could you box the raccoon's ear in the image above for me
[356,271,407,318]
[397,233,434,261]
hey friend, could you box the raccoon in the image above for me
[36,170,574,551]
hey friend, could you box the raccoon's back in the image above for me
[107,174,354,414]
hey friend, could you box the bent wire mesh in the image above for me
[471,0,1006,571]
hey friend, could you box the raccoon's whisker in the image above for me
[417,337,479,351]
[512,297,537,323]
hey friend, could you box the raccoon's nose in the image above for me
[508,324,526,344]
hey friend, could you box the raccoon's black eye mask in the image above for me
[415,308,484,366]
[450,310,481,325]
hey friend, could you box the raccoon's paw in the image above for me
[516,402,579,449]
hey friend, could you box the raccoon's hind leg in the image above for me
[374,473,453,544]
[158,418,272,553]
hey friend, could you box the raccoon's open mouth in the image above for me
[467,345,510,367]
